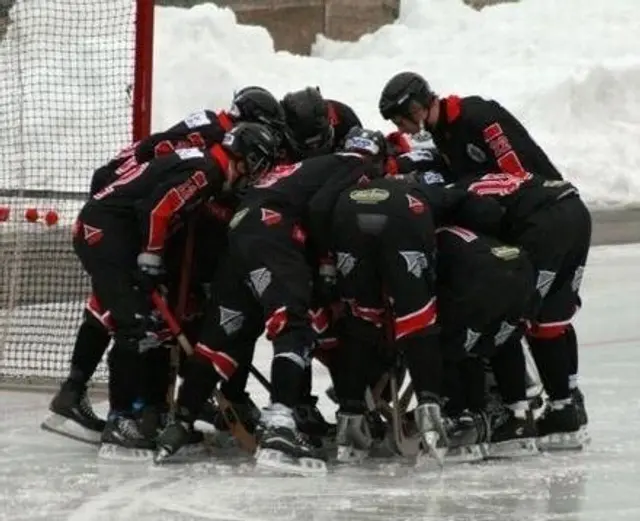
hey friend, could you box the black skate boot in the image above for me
[154,416,199,463]
[571,388,589,427]
[537,401,590,450]
[98,413,156,460]
[41,381,106,445]
[445,410,490,463]
[255,404,327,476]
[335,412,373,464]
[488,407,539,458]
[294,395,336,448]
[414,401,449,467]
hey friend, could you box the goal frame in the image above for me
[0,0,155,392]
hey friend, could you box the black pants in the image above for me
[190,206,315,409]
[73,207,149,412]
[330,183,441,408]
[436,226,535,360]
[516,195,592,401]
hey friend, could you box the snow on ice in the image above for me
[1,0,639,206]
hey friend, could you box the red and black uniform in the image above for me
[73,145,231,413]
[325,176,502,413]
[431,96,563,182]
[90,110,234,195]
[452,172,591,402]
[174,152,379,419]
[435,226,535,415]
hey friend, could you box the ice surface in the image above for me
[1,242,640,521]
[1,0,640,205]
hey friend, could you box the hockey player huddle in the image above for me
[41,72,591,476]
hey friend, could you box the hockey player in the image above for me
[154,128,386,473]
[324,151,509,463]
[451,172,591,449]
[280,87,362,161]
[434,225,538,460]
[378,72,588,428]
[63,123,277,454]
[41,88,283,443]
[92,86,286,194]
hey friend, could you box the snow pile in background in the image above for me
[2,0,640,207]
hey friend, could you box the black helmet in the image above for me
[342,127,387,159]
[281,87,334,159]
[221,122,278,181]
[230,86,286,142]
[378,72,435,120]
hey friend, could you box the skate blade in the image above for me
[415,446,448,470]
[98,442,155,462]
[445,443,487,464]
[487,437,539,459]
[336,445,370,464]
[537,427,591,451]
[41,413,102,445]
[255,448,327,476]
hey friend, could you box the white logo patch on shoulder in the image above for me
[184,110,211,129]
[175,148,204,160]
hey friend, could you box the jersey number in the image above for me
[468,172,531,196]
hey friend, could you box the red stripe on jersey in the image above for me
[195,342,238,380]
[209,143,230,176]
[527,319,572,339]
[327,101,338,126]
[436,225,478,242]
[394,297,437,340]
[217,111,234,131]
[147,188,184,252]
[445,96,462,123]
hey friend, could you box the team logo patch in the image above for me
[490,245,521,261]
[229,207,249,229]
[406,194,425,214]
[261,208,282,226]
[83,224,103,245]
[466,143,487,163]
[399,250,428,278]
[219,306,244,335]
[464,329,481,352]
[349,188,390,203]
[249,267,272,297]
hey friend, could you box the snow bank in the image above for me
[2,0,640,207]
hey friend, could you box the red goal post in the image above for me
[0,0,154,390]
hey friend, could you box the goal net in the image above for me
[0,0,151,388]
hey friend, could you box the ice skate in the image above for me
[199,394,261,434]
[445,410,489,463]
[571,387,589,427]
[487,407,539,459]
[41,381,105,445]
[414,402,448,468]
[335,412,372,464]
[255,404,327,476]
[294,395,336,447]
[537,401,590,451]
[98,413,155,461]
[140,405,205,458]
[154,417,195,463]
